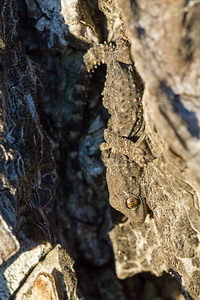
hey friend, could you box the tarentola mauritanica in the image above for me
[84,37,152,225]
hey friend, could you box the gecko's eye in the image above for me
[126,196,140,209]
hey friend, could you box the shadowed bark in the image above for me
[0,0,199,299]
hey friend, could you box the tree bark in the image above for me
[0,0,199,299]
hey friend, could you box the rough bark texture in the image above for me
[112,2,200,299]
[0,0,199,299]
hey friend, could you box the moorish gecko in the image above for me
[84,36,153,225]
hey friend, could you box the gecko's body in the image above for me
[84,38,151,225]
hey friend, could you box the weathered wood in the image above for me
[1,0,199,299]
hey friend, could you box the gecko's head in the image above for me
[106,152,147,225]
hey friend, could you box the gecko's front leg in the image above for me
[104,128,153,167]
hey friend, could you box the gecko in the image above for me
[84,37,152,225]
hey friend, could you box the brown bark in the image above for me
[0,0,199,299]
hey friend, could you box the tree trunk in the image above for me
[0,0,199,299]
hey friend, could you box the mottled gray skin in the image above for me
[84,38,150,225]
[104,151,147,225]
[84,40,143,138]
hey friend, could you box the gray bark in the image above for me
[0,0,199,299]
